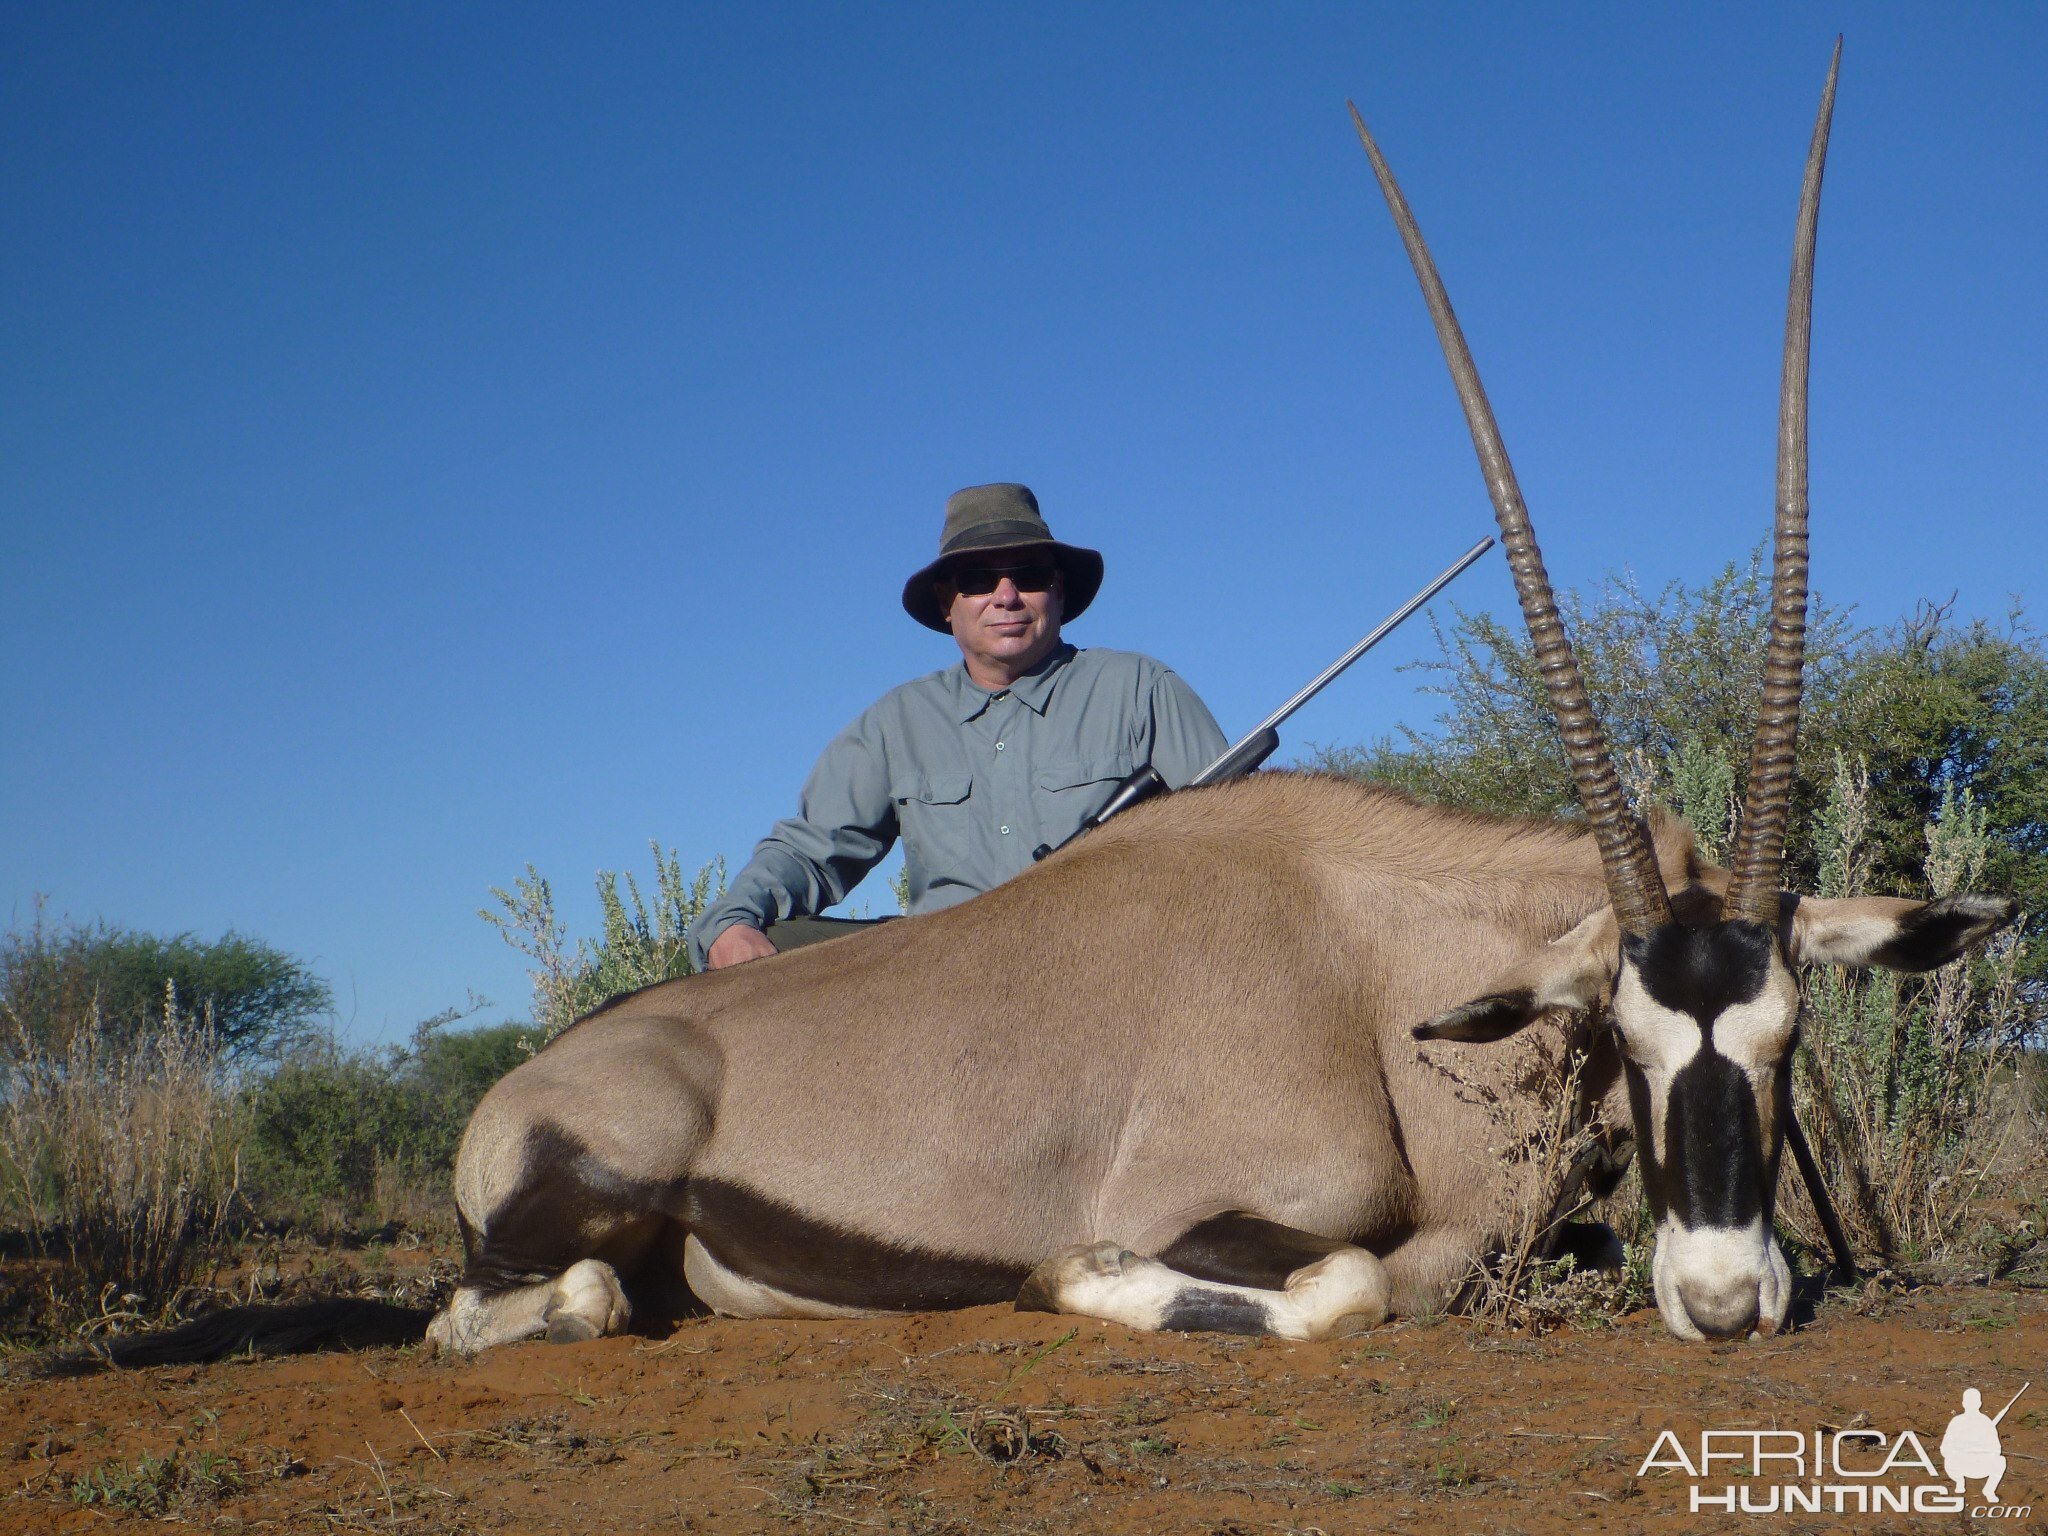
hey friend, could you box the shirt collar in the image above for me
[953,643,1077,722]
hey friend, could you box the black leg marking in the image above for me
[1154,1211,1356,1291]
[1547,1221,1626,1272]
[1159,1288,1271,1335]
[462,1126,671,1297]
[1535,1138,1634,1260]
[683,1178,1029,1310]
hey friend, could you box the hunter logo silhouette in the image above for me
[1942,1384,2026,1504]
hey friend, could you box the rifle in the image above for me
[1032,534,1495,860]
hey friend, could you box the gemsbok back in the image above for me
[60,46,2016,1374]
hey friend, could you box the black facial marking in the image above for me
[1659,1052,1768,1229]
[1156,1212,1356,1291]
[1866,894,2019,972]
[1616,921,1794,1232]
[1626,920,1776,1024]
[683,1178,1029,1311]
[1413,988,1539,1044]
[1158,1289,1272,1335]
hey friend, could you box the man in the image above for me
[687,483,1228,970]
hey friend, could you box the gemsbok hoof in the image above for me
[542,1259,631,1344]
[1015,1242,1140,1314]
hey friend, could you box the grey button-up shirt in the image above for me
[687,645,1227,966]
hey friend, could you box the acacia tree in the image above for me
[0,913,332,1063]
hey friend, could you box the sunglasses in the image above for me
[946,562,1058,595]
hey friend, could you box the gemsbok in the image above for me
[63,46,2016,1374]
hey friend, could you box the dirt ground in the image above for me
[1,1276,2041,1535]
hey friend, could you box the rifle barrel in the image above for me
[1991,1383,2029,1426]
[1188,534,1495,788]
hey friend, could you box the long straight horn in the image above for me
[1348,102,1673,935]
[1725,42,1840,925]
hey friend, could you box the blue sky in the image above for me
[4,4,2042,1043]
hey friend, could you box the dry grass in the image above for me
[0,980,242,1320]
[1456,1045,1647,1333]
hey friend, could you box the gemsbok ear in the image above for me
[1788,892,2018,972]
[1413,906,1619,1044]
[1413,989,1546,1043]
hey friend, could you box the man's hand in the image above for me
[707,922,778,970]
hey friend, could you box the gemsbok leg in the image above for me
[1018,1212,1390,1340]
[426,1016,716,1355]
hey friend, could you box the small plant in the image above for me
[483,842,726,1039]
[1412,1397,1458,1430]
[70,1449,244,1513]
[1456,1043,1632,1332]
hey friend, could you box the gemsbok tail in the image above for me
[34,1298,434,1377]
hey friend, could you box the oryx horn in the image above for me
[1724,40,1840,926]
[1348,102,1673,936]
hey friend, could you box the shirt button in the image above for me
[995,742,1005,751]
[1000,825,1011,835]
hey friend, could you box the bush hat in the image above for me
[901,483,1105,633]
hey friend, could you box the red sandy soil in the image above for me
[1,1280,2041,1534]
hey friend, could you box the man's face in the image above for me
[939,555,1065,685]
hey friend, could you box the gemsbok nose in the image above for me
[1653,1218,1794,1340]
[1676,1268,1762,1340]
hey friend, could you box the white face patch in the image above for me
[1711,960,1801,1071]
[1611,965,1701,1167]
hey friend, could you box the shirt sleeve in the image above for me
[1144,668,1230,788]
[686,713,898,968]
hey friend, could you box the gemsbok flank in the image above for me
[58,45,2015,1375]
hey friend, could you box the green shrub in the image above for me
[240,1016,530,1231]
[1310,559,2048,981]
[1792,762,2038,1267]
[483,841,724,1040]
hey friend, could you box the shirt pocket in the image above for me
[891,771,975,894]
[1033,750,1136,839]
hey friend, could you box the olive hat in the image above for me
[900,483,1104,633]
